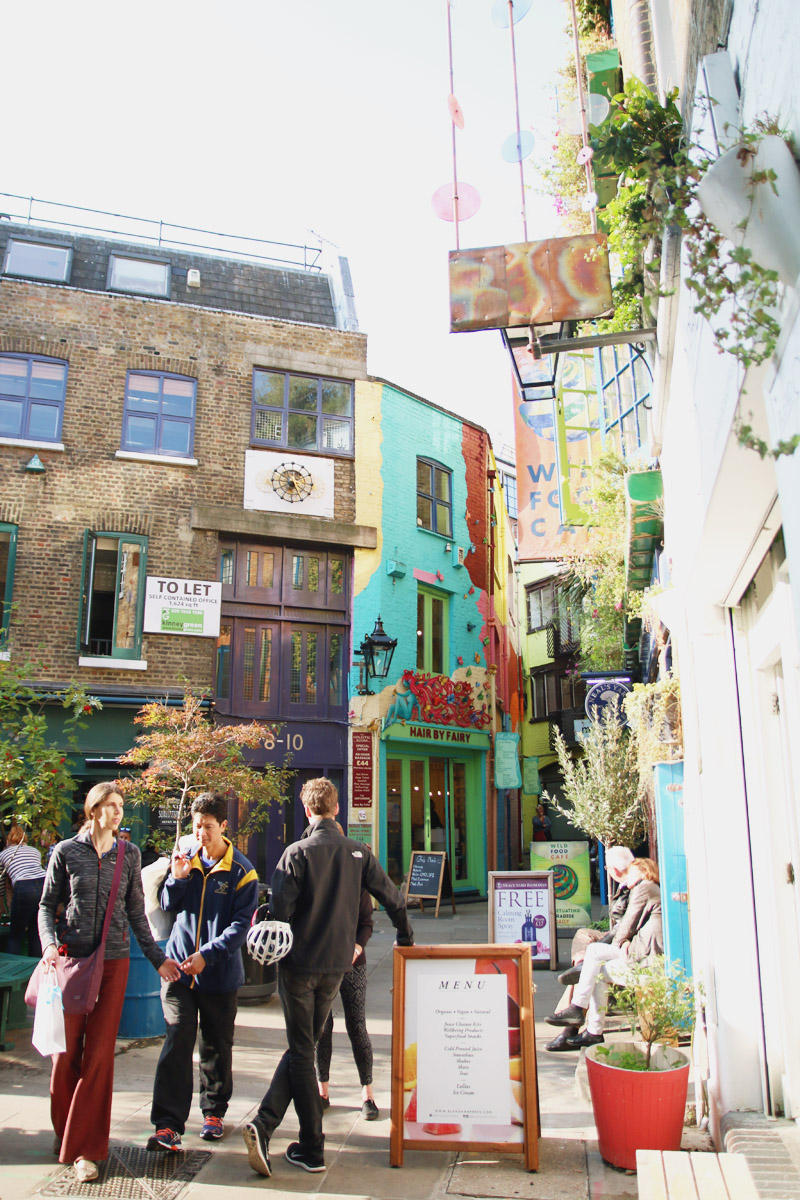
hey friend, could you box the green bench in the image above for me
[0,951,37,1050]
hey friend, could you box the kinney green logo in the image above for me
[161,608,204,633]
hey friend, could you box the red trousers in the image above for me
[50,957,129,1164]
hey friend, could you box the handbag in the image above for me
[141,855,175,940]
[31,967,67,1056]
[26,838,127,1016]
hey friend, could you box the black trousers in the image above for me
[150,981,238,1134]
[315,962,373,1086]
[7,877,43,957]
[255,965,343,1159]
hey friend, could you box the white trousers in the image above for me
[572,941,630,1035]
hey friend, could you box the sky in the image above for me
[2,0,571,450]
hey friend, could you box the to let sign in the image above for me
[351,731,373,807]
[143,577,221,638]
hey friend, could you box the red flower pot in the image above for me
[586,1042,690,1171]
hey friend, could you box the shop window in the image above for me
[121,371,196,458]
[251,368,353,455]
[417,586,448,674]
[0,524,17,649]
[107,254,170,298]
[78,532,147,660]
[4,239,72,283]
[0,354,68,443]
[416,458,452,536]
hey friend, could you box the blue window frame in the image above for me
[0,523,17,649]
[121,371,197,458]
[0,354,68,443]
[596,345,653,458]
[251,368,353,455]
[416,458,452,537]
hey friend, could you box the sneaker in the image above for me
[544,1003,587,1027]
[557,964,583,986]
[242,1122,271,1177]
[146,1128,182,1152]
[200,1115,224,1141]
[566,1030,605,1049]
[74,1159,99,1183]
[285,1141,326,1173]
[361,1098,380,1120]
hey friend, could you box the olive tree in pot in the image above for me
[585,958,695,1170]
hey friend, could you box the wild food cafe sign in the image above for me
[143,576,222,638]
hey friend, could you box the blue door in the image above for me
[654,761,692,974]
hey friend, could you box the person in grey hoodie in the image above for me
[39,782,181,1183]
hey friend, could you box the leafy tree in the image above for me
[543,710,646,850]
[0,655,101,845]
[118,690,293,853]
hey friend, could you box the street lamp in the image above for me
[356,616,397,695]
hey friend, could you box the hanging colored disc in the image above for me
[431,182,481,221]
[501,129,535,162]
[588,93,611,125]
[491,0,533,28]
[576,145,594,165]
[447,94,465,129]
[581,191,599,211]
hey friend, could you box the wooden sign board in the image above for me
[404,850,456,917]
[390,945,538,1171]
[488,872,557,970]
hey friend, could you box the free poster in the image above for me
[488,872,557,969]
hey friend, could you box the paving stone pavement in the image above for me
[1,900,797,1200]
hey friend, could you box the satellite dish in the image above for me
[447,94,465,129]
[491,0,533,27]
[501,130,535,162]
[431,182,481,222]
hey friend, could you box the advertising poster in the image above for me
[530,840,591,929]
[494,731,522,789]
[488,872,556,968]
[143,576,221,638]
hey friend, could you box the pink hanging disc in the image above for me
[447,94,465,129]
[431,182,481,222]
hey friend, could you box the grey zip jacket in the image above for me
[38,831,166,967]
[271,818,413,974]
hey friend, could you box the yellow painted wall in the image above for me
[353,379,384,598]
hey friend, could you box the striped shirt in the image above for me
[0,843,46,883]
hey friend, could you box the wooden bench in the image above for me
[637,1150,760,1200]
[0,952,37,1050]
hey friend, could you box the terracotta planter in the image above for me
[585,1041,690,1171]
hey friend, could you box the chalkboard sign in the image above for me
[404,851,456,918]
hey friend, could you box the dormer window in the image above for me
[107,254,170,298]
[4,239,72,283]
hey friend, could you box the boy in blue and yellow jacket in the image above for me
[147,792,258,1152]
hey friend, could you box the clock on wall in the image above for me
[270,461,315,503]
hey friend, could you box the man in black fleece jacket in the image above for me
[243,777,413,1177]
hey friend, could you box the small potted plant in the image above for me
[584,958,695,1170]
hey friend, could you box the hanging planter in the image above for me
[697,133,800,287]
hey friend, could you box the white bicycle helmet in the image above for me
[247,917,293,965]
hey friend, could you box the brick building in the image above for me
[0,217,372,877]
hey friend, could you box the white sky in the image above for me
[2,0,570,449]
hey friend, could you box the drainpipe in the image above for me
[487,467,498,872]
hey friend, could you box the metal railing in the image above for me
[0,192,322,271]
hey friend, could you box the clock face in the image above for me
[271,461,315,503]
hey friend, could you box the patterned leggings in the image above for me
[314,962,373,1086]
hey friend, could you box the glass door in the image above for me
[385,755,472,888]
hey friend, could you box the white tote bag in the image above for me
[32,969,67,1057]
[141,856,175,940]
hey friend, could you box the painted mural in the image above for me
[385,668,492,730]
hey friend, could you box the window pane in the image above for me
[0,399,23,437]
[125,414,156,451]
[434,468,450,502]
[220,550,234,585]
[243,627,256,701]
[114,542,143,652]
[29,361,67,401]
[6,240,70,282]
[528,592,542,628]
[308,558,319,591]
[431,597,444,674]
[533,675,545,718]
[262,552,274,588]
[561,677,572,709]
[329,632,343,705]
[306,632,318,703]
[331,557,344,594]
[0,359,27,397]
[417,495,432,529]
[162,378,195,416]
[416,592,425,669]
[160,419,191,455]
[253,370,284,407]
[292,556,304,590]
[288,376,317,411]
[435,503,451,536]
[126,374,160,408]
[28,403,60,441]
[216,624,231,699]
[254,409,282,441]
[322,417,350,450]
[546,673,559,713]
[287,412,317,449]
[290,632,302,703]
[321,381,351,415]
[259,629,272,702]
[247,552,259,587]
[109,256,169,296]
[416,460,432,493]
